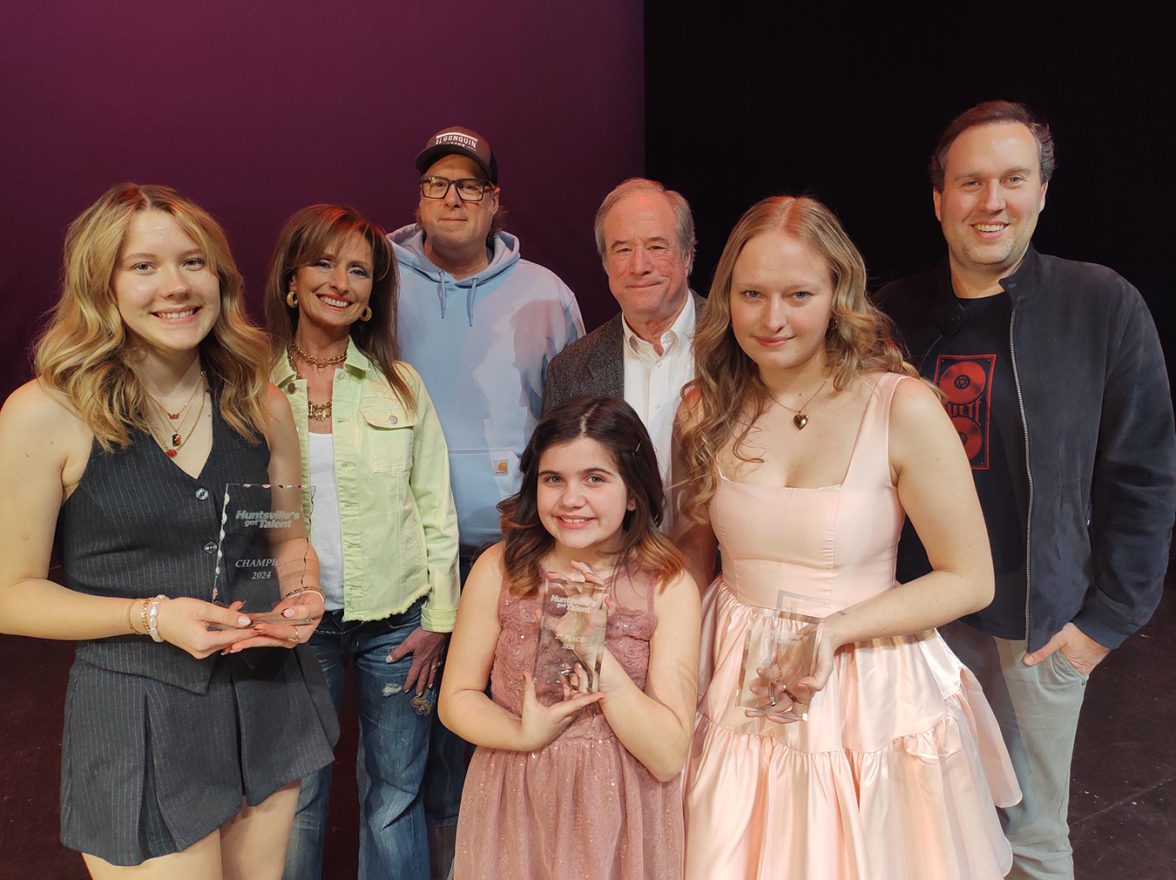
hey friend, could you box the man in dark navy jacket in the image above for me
[877,100,1175,880]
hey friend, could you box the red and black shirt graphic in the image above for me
[934,355,996,470]
[901,291,1029,639]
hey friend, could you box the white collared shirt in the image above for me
[621,297,696,529]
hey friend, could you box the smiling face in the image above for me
[114,210,221,362]
[289,233,374,335]
[602,190,691,334]
[728,229,835,381]
[418,154,499,266]
[537,436,635,560]
[933,121,1048,294]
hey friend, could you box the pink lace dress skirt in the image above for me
[453,572,684,879]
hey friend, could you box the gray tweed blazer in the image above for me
[542,292,704,415]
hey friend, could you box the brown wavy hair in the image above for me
[263,204,412,406]
[678,195,915,523]
[34,183,270,449]
[499,395,684,597]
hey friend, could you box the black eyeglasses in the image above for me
[419,176,493,202]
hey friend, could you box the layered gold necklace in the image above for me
[287,347,336,422]
[145,371,208,457]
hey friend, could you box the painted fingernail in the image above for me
[237,616,252,627]
[282,608,296,618]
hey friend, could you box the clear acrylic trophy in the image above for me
[737,589,821,719]
[533,571,609,706]
[211,483,314,625]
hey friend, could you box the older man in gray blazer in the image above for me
[544,179,702,505]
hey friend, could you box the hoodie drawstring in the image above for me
[466,277,479,327]
[436,276,448,319]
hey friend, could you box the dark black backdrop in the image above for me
[644,1,1174,390]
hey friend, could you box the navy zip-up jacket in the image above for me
[877,247,1175,652]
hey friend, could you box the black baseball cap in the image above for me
[414,126,498,184]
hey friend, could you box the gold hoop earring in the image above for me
[359,306,373,322]
[287,290,298,308]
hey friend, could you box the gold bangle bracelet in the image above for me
[126,598,140,635]
[282,585,326,602]
[139,599,151,636]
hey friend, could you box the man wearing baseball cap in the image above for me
[389,125,584,877]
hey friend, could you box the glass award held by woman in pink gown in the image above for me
[674,196,1021,880]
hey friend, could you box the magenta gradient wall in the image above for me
[0,1,644,400]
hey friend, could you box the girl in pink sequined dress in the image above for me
[439,396,700,879]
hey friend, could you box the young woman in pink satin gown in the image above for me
[439,396,700,879]
[674,196,1021,880]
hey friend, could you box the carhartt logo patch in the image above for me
[492,458,510,475]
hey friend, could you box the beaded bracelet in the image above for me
[147,595,168,643]
[140,599,151,635]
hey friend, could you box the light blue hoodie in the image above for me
[390,225,584,553]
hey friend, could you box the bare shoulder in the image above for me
[458,543,508,615]
[887,374,968,478]
[655,567,700,609]
[888,374,947,429]
[466,543,507,591]
[0,379,92,486]
[0,380,89,447]
[3,379,76,424]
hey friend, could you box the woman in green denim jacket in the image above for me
[264,204,459,880]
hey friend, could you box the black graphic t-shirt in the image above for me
[911,292,1029,638]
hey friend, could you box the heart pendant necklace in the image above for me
[769,375,831,430]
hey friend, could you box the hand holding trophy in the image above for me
[737,590,822,723]
[533,562,610,705]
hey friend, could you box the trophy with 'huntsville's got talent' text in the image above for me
[211,483,314,625]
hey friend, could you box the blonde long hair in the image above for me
[678,195,914,523]
[34,183,270,449]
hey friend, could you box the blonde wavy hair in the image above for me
[678,195,915,523]
[34,183,270,449]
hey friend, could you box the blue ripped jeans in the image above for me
[283,602,432,880]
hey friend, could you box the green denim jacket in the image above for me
[273,342,459,631]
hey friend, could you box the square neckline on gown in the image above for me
[716,375,889,492]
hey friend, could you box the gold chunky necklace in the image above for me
[287,348,333,422]
[768,375,831,430]
[290,340,347,367]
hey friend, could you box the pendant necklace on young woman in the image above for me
[149,370,204,420]
[769,374,831,430]
[287,347,335,421]
[145,372,207,457]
